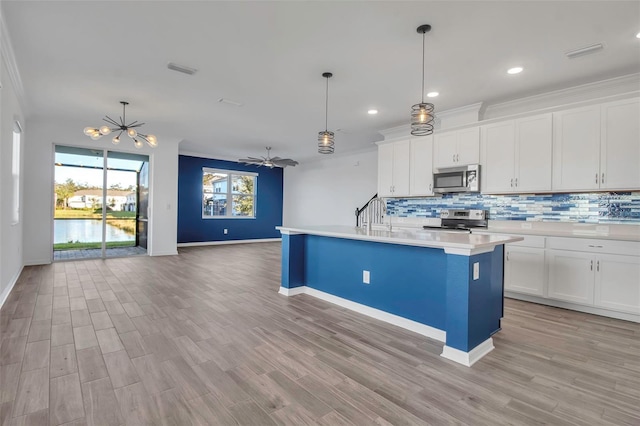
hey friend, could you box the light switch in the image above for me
[363,270,370,284]
[473,262,480,280]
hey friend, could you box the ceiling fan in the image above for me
[239,147,299,168]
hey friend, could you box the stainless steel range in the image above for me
[423,209,488,233]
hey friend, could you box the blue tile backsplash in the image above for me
[386,192,640,224]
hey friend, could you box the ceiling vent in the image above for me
[167,62,197,75]
[218,98,243,107]
[565,43,604,59]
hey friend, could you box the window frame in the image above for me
[202,168,257,219]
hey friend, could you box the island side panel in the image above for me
[303,235,447,330]
[281,233,306,290]
[445,246,504,352]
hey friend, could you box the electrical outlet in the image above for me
[363,270,370,284]
[223,229,228,234]
[473,262,480,280]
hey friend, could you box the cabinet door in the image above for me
[595,254,640,314]
[482,121,515,193]
[377,144,394,197]
[547,250,594,305]
[516,114,552,192]
[392,140,411,196]
[600,98,640,190]
[552,106,601,191]
[504,246,545,296]
[456,127,480,165]
[433,131,458,169]
[410,136,434,196]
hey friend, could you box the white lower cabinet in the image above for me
[547,250,595,305]
[595,254,640,314]
[505,246,545,297]
[504,235,640,320]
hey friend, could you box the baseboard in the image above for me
[441,338,495,367]
[505,292,640,323]
[178,238,281,247]
[24,258,51,266]
[149,251,179,256]
[0,265,24,310]
[278,285,446,342]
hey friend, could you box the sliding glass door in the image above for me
[53,146,149,261]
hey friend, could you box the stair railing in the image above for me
[355,194,384,228]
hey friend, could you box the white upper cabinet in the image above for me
[433,127,480,169]
[377,140,410,197]
[552,105,601,191]
[600,98,640,190]
[482,114,552,194]
[410,136,434,196]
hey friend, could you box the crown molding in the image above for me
[0,12,27,111]
[483,73,640,120]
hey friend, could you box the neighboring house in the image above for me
[124,192,137,212]
[67,189,131,211]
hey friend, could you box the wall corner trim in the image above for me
[0,265,24,310]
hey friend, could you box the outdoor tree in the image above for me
[235,176,255,216]
[55,178,77,209]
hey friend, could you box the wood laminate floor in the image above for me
[1,242,639,425]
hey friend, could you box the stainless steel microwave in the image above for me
[433,164,480,194]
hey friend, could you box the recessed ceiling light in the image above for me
[427,92,439,98]
[507,67,523,75]
[367,109,378,115]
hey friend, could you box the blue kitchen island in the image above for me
[276,225,522,367]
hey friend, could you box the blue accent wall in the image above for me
[387,192,640,224]
[177,155,283,243]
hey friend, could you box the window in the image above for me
[12,122,22,225]
[203,168,257,218]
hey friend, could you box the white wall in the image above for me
[283,149,378,226]
[0,46,25,305]
[23,118,179,265]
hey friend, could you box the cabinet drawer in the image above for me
[547,237,640,256]
[506,235,545,249]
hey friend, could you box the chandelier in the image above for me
[411,24,435,136]
[318,72,335,154]
[84,101,157,148]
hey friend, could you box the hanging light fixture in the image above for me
[411,24,435,136]
[83,101,158,149]
[318,72,335,154]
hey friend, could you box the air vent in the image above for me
[167,62,197,75]
[565,43,604,59]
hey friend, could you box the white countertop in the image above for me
[277,225,522,255]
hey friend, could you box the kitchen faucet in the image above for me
[367,197,391,232]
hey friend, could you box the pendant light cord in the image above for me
[421,31,425,104]
[325,76,329,132]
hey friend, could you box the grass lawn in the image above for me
[55,208,136,219]
[54,241,135,251]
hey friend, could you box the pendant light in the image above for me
[318,72,335,154]
[84,101,157,148]
[411,24,435,136]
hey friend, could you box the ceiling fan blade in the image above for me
[270,156,282,161]
[238,158,263,164]
[272,159,299,167]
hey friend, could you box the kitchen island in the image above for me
[276,225,522,366]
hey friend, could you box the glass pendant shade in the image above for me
[134,139,143,149]
[99,126,111,135]
[145,134,157,147]
[84,127,96,136]
[112,135,120,145]
[411,102,435,136]
[127,128,137,138]
[318,130,335,154]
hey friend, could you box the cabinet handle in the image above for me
[595,173,598,184]
[596,260,600,272]
[510,178,513,188]
[506,252,510,261]
[453,154,456,162]
[456,154,460,162]
[515,178,518,187]
[590,260,593,271]
[587,244,603,248]
[429,183,432,192]
[601,173,605,184]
